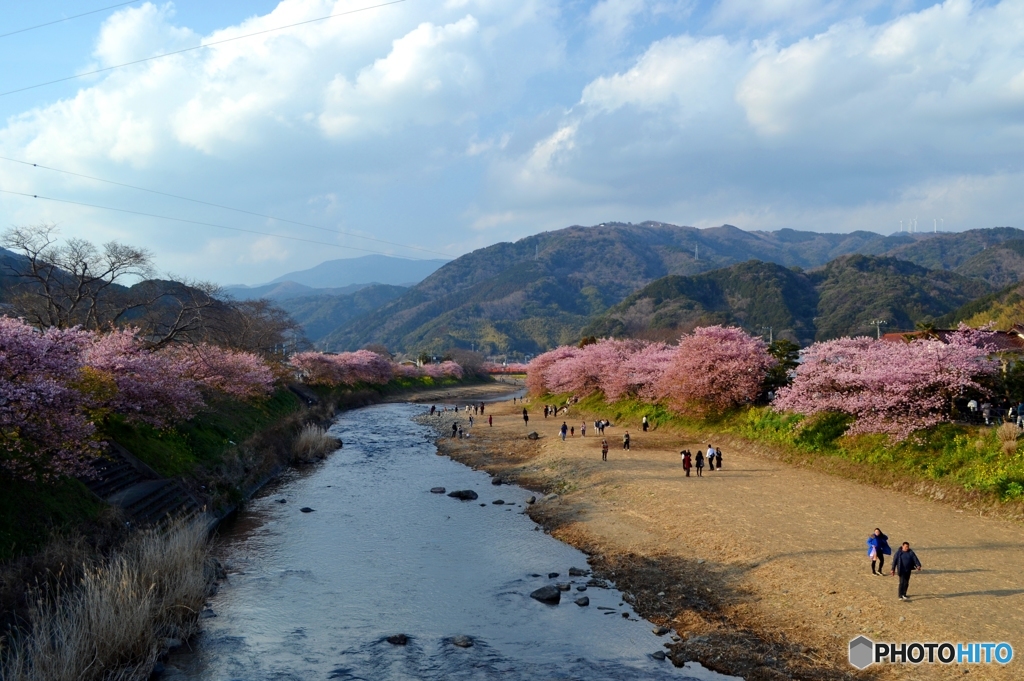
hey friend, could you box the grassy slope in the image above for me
[573,394,1024,507]
[0,477,104,561]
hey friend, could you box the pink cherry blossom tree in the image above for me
[658,325,776,416]
[526,346,582,395]
[774,326,998,439]
[542,339,642,397]
[169,344,275,399]
[0,317,98,480]
[85,328,203,427]
[605,341,676,401]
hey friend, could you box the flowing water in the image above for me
[167,403,738,681]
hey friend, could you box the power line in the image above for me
[0,187,437,259]
[0,155,449,258]
[0,0,407,97]
[0,1,139,40]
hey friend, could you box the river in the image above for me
[166,403,738,680]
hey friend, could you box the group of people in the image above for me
[680,445,722,477]
[866,528,922,600]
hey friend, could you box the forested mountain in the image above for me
[276,284,408,344]
[586,255,991,345]
[269,254,449,288]
[320,222,1021,355]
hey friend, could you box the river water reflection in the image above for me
[169,403,737,681]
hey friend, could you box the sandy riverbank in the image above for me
[423,397,1023,681]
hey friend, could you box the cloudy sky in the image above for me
[1,0,1022,284]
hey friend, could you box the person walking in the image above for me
[682,450,691,477]
[560,422,568,441]
[868,528,891,575]
[522,407,529,426]
[488,414,493,427]
[581,421,586,437]
[642,415,649,432]
[480,402,485,415]
[469,415,474,427]
[601,438,609,461]
[451,422,458,438]
[694,449,704,477]
[706,444,715,471]
[715,447,723,470]
[622,431,631,451]
[570,426,575,437]
[891,542,922,600]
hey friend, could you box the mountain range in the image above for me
[317,223,1024,355]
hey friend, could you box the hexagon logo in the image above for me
[849,635,874,670]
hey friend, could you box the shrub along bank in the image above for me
[572,393,1024,513]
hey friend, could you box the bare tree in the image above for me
[2,224,153,329]
[1,225,225,347]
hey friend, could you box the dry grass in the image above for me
[0,518,210,681]
[996,422,1020,456]
[291,423,340,463]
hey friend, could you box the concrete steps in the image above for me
[82,445,203,526]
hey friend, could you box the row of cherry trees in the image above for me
[290,350,464,387]
[1,317,274,481]
[527,324,998,439]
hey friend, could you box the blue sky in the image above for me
[1,0,1022,284]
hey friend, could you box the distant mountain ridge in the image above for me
[323,222,1021,355]
[585,255,991,345]
[270,254,450,288]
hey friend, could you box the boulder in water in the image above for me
[556,583,571,591]
[300,507,315,513]
[276,499,287,504]
[548,572,559,578]
[530,585,561,604]
[525,496,536,504]
[430,487,446,494]
[652,650,666,661]
[451,635,474,648]
[386,634,408,645]
[575,596,590,607]
[653,626,671,636]
[491,478,503,485]
[568,567,589,576]
[447,490,478,501]
[492,500,504,505]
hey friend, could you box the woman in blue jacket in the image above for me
[867,527,891,575]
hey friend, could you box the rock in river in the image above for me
[653,626,671,636]
[556,583,571,591]
[491,478,503,485]
[451,635,474,648]
[525,496,536,504]
[386,634,408,645]
[492,500,504,505]
[300,507,315,513]
[530,585,561,604]
[430,487,446,494]
[447,490,478,501]
[575,596,590,607]
[569,567,589,576]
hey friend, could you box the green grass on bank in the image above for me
[570,393,1024,504]
[0,477,104,561]
[105,388,304,478]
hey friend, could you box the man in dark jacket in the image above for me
[890,542,922,600]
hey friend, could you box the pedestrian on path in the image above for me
[560,422,568,441]
[522,407,529,426]
[451,422,458,438]
[682,450,691,477]
[891,542,922,600]
[581,421,586,437]
[642,415,649,432]
[488,415,493,427]
[694,450,704,476]
[601,439,609,461]
[868,528,891,575]
[715,447,723,469]
[707,445,715,471]
[622,431,631,450]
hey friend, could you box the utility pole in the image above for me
[761,326,773,344]
[694,244,699,261]
[870,319,887,340]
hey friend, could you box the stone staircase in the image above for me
[83,444,203,525]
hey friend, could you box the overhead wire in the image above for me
[0,1,139,40]
[0,155,450,258]
[0,0,408,97]
[0,188,436,259]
